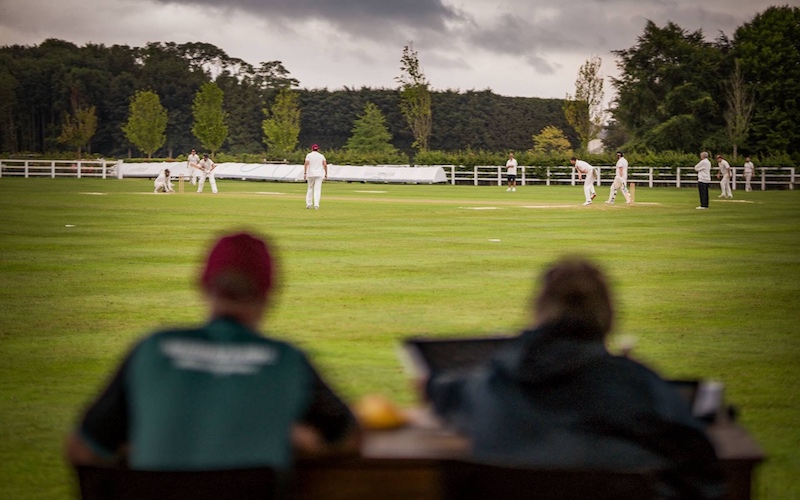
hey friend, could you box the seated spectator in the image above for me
[154,169,174,193]
[424,258,725,499]
[65,232,360,471]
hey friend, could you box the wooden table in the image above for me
[294,409,764,500]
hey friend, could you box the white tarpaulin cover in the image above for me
[118,162,448,184]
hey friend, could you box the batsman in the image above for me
[606,151,632,205]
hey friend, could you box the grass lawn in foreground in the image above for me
[0,177,798,499]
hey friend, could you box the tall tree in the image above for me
[733,6,800,155]
[723,59,755,160]
[122,90,168,158]
[58,105,97,158]
[395,43,432,151]
[611,21,724,152]
[192,81,228,157]
[345,102,397,153]
[563,57,604,153]
[262,88,300,158]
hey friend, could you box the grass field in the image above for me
[0,177,798,499]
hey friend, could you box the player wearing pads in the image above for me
[154,169,174,193]
[196,154,218,194]
[570,157,597,205]
[605,151,631,204]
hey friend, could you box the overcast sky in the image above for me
[0,0,791,103]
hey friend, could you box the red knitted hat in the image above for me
[201,232,274,299]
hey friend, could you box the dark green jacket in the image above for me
[78,317,355,470]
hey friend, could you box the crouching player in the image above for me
[154,169,175,193]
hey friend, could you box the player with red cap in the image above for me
[66,231,360,473]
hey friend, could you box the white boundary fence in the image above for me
[0,160,795,190]
[0,159,121,178]
[442,165,796,191]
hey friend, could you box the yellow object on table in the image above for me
[353,394,409,430]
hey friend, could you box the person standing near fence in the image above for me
[716,154,733,199]
[187,149,201,186]
[743,156,755,192]
[605,151,631,205]
[505,152,518,192]
[570,157,597,206]
[304,144,328,210]
[197,154,218,194]
[694,152,711,209]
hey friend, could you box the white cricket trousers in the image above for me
[607,176,630,203]
[306,176,323,208]
[197,171,217,193]
[583,169,597,202]
[720,174,732,198]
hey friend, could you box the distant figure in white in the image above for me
[716,154,732,199]
[743,156,755,192]
[304,144,328,210]
[154,169,174,193]
[505,152,518,192]
[197,153,218,194]
[606,151,631,205]
[570,156,598,206]
[187,148,201,185]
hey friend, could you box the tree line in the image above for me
[0,39,574,159]
[0,5,796,163]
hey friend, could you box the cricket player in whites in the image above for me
[154,169,175,193]
[196,154,218,194]
[716,154,733,199]
[304,144,328,209]
[570,157,598,205]
[606,151,631,204]
[187,148,201,185]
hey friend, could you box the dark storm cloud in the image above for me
[154,0,467,37]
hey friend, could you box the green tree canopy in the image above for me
[345,102,398,154]
[733,6,800,156]
[192,81,228,157]
[122,90,168,158]
[58,105,97,158]
[532,126,572,155]
[262,88,300,158]
[611,21,725,152]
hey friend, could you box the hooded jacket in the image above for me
[426,321,725,499]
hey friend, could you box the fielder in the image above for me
[304,144,328,209]
[187,148,201,185]
[716,154,733,199]
[570,156,598,205]
[196,154,218,194]
[154,169,174,193]
[743,156,755,192]
[605,151,631,204]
